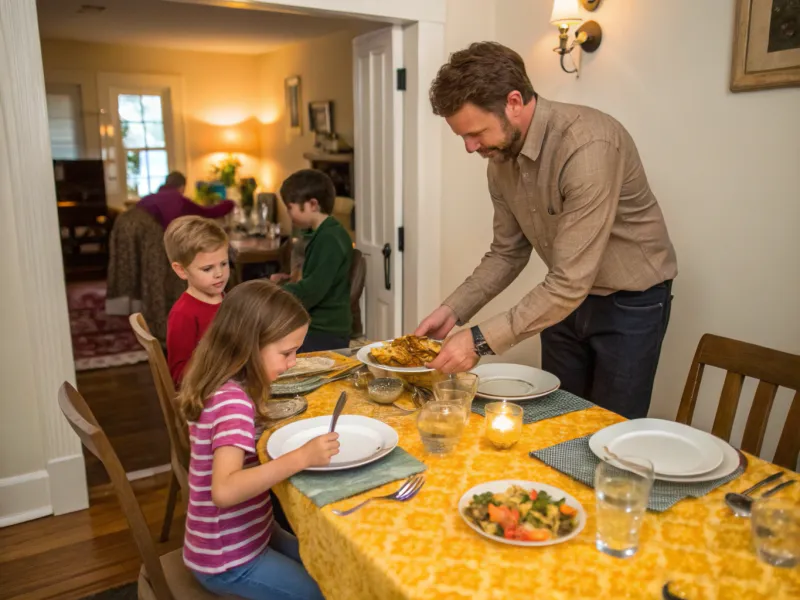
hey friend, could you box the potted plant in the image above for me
[211,154,242,201]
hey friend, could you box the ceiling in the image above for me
[36,0,379,55]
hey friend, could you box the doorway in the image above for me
[0,0,445,524]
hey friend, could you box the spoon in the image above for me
[725,480,796,517]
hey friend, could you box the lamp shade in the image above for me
[550,0,582,25]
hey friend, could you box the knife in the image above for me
[329,391,348,433]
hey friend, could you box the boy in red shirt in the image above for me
[164,216,230,384]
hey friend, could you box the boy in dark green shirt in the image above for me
[271,169,352,352]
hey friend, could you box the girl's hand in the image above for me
[298,432,340,468]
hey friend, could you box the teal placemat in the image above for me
[472,389,594,424]
[529,435,746,512]
[290,447,426,507]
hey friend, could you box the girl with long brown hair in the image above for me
[178,279,336,599]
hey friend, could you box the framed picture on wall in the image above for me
[285,76,302,133]
[731,0,800,91]
[308,101,334,134]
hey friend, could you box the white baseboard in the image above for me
[48,453,88,516]
[0,470,52,527]
[0,454,89,526]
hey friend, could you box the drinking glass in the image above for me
[433,373,479,423]
[594,456,654,558]
[416,400,466,454]
[751,497,800,568]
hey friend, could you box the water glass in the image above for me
[433,373,479,423]
[594,456,654,558]
[416,400,466,454]
[751,497,800,568]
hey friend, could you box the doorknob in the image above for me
[382,243,391,290]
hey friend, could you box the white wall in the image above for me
[440,0,800,461]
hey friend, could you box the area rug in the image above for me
[67,280,147,371]
[80,582,137,600]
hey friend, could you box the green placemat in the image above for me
[529,435,746,512]
[290,447,426,507]
[472,389,594,424]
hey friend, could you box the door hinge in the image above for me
[396,68,407,91]
[398,226,405,252]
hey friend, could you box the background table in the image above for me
[257,381,800,600]
[229,234,291,283]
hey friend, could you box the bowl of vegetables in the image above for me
[459,480,586,546]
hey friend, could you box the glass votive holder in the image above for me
[484,401,523,449]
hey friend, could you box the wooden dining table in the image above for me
[257,371,800,600]
[228,234,291,283]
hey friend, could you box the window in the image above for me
[46,85,84,160]
[117,94,169,198]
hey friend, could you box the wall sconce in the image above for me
[551,0,603,75]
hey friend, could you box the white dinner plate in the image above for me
[276,357,336,380]
[267,415,398,472]
[356,340,435,374]
[458,480,586,547]
[646,433,741,483]
[589,418,724,477]
[471,364,561,401]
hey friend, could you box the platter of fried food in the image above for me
[356,335,442,373]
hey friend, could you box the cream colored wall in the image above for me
[40,39,263,201]
[440,0,800,461]
[257,29,356,195]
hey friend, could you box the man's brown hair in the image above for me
[164,216,228,267]
[429,42,536,118]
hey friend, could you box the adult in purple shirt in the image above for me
[137,171,235,229]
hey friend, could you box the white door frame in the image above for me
[169,0,445,330]
[0,0,444,523]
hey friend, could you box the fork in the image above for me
[331,474,425,516]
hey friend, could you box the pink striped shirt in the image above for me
[183,381,273,574]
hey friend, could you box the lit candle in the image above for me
[485,402,523,449]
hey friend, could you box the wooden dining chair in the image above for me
[676,334,800,470]
[129,313,189,542]
[57,382,243,600]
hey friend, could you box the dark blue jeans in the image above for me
[541,281,673,419]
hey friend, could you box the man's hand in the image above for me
[426,329,479,374]
[414,305,458,340]
[270,273,291,284]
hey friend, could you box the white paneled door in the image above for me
[353,26,404,341]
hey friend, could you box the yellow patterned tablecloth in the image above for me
[257,381,800,600]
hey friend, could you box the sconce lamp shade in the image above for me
[550,0,582,26]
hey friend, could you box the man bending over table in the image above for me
[416,42,677,419]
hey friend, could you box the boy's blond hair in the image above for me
[164,216,228,266]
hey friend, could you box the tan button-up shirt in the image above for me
[444,97,678,355]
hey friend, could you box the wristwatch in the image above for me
[471,325,495,356]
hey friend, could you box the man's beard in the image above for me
[478,117,523,162]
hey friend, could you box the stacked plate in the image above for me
[267,415,398,472]
[589,418,740,482]
[471,363,561,402]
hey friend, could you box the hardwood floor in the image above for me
[76,363,171,486]
[0,473,184,600]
